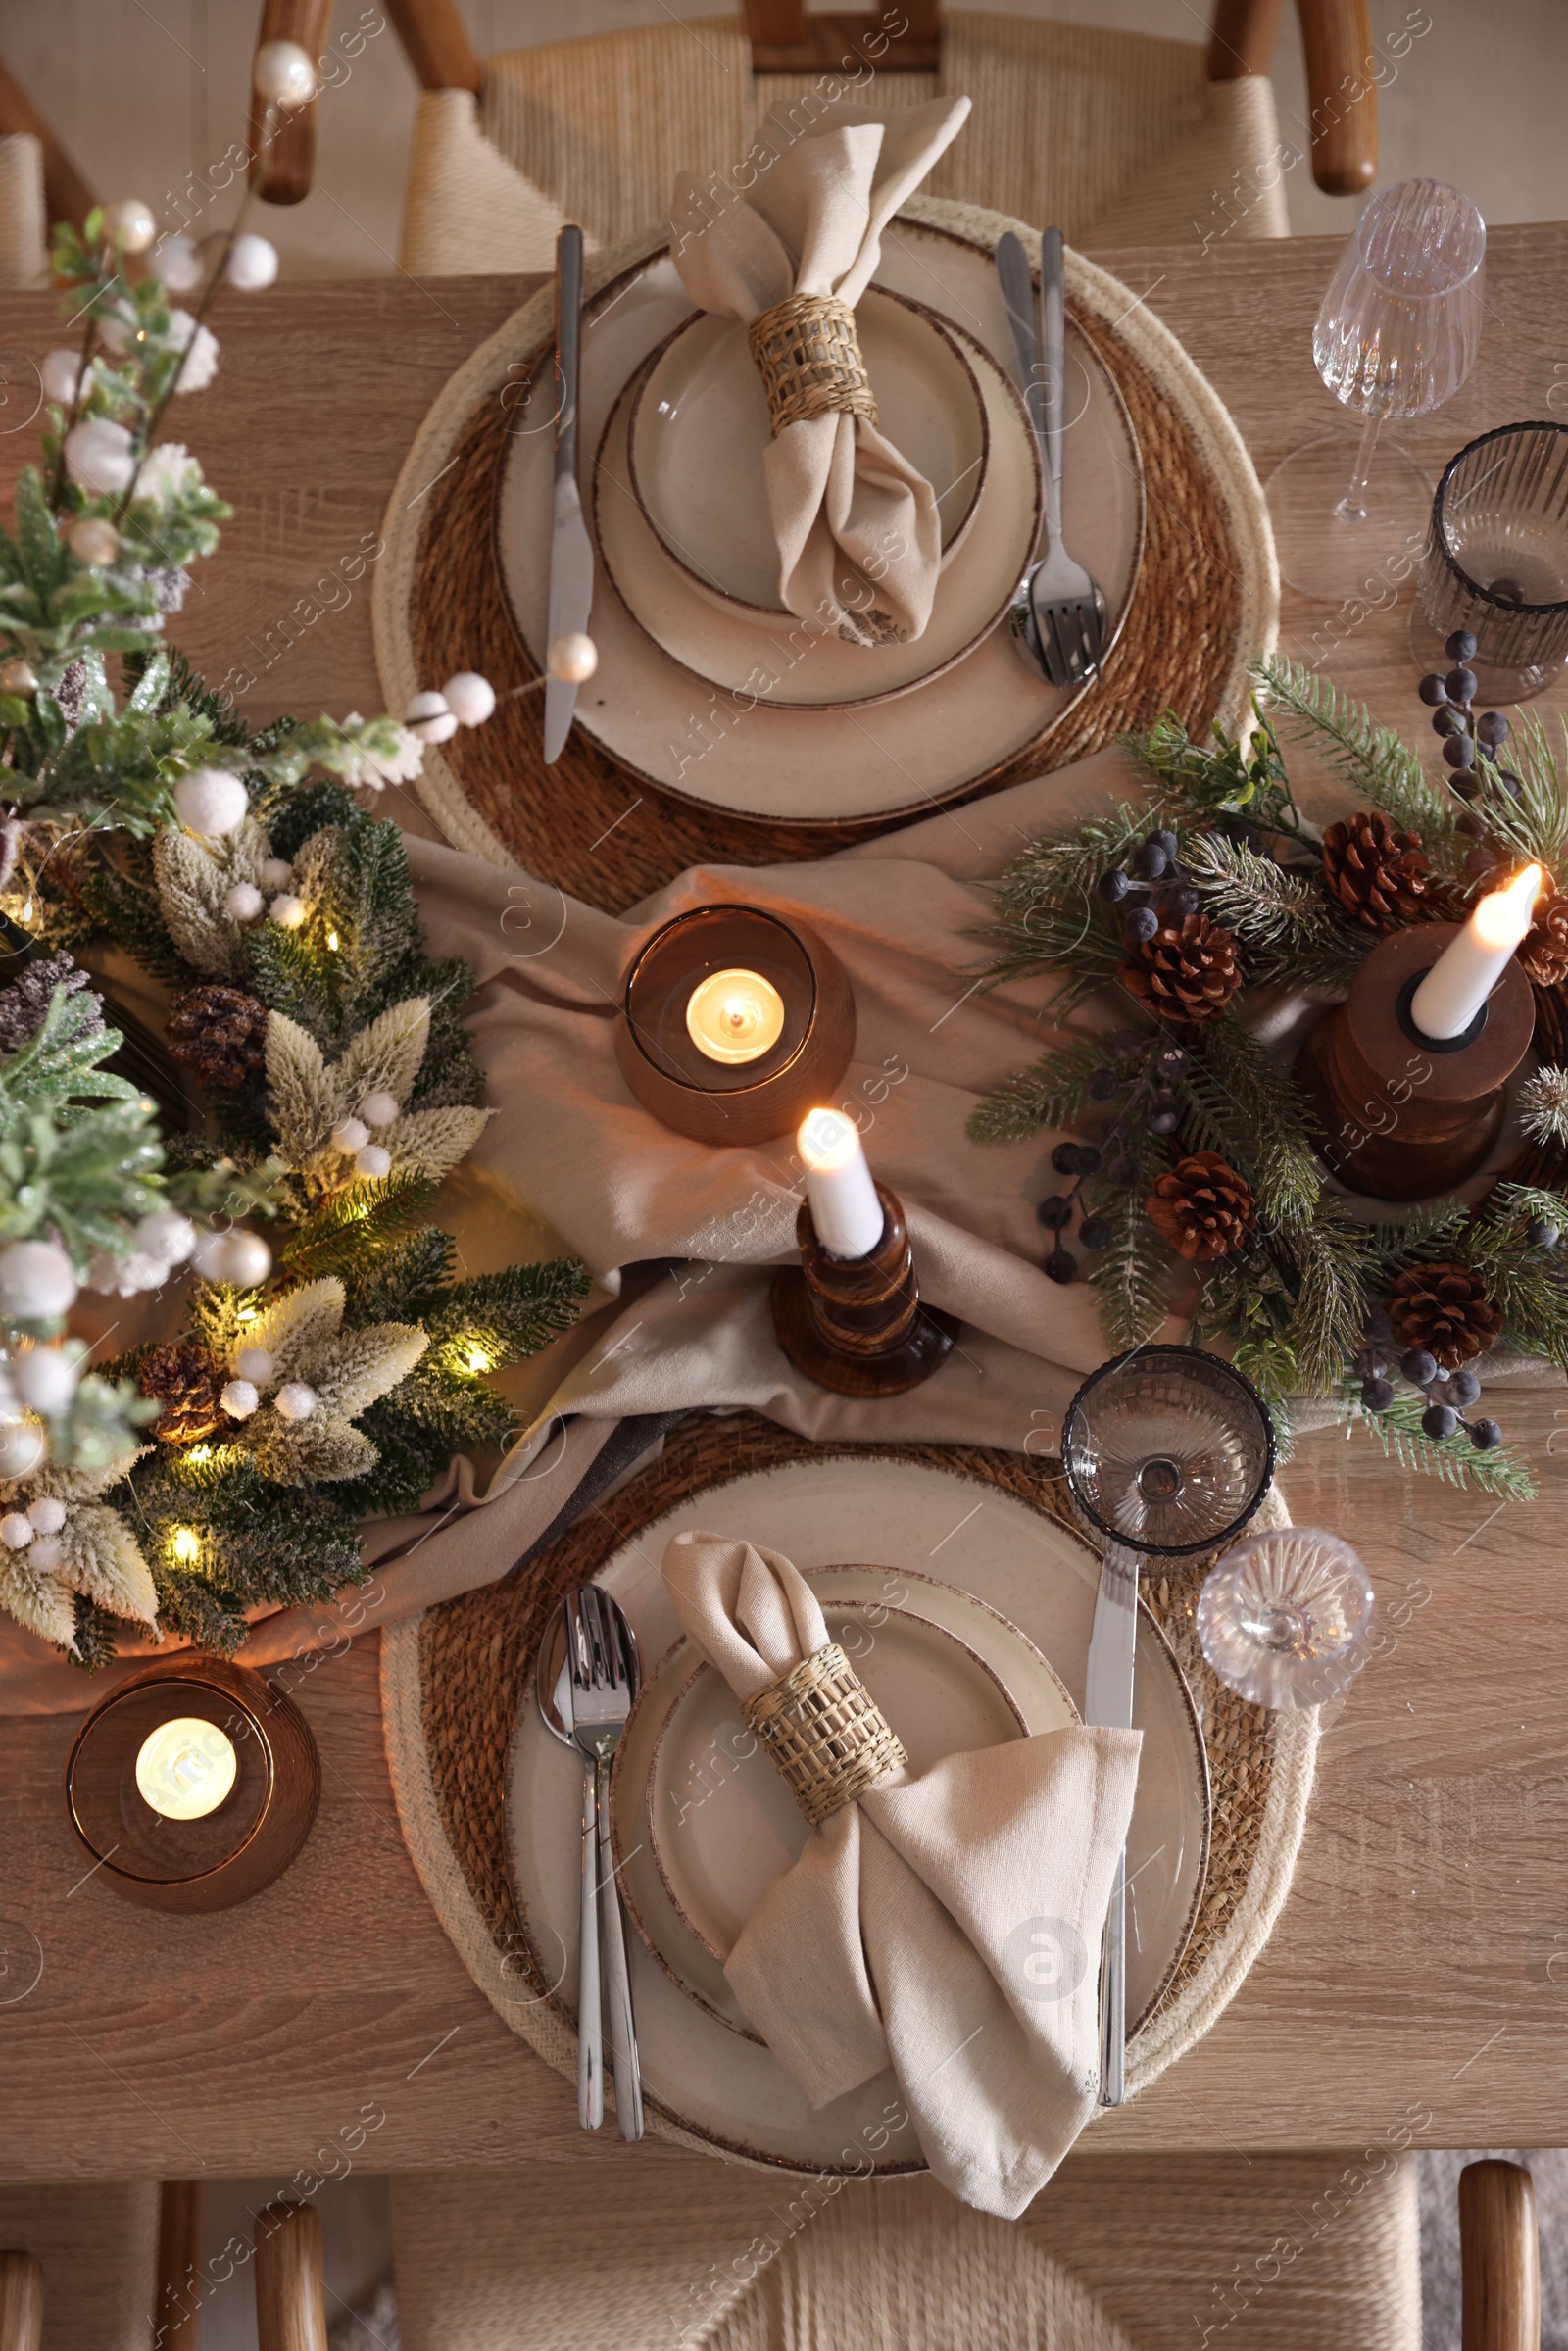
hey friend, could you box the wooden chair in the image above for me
[0,2178,180,2351]
[248,0,1379,277]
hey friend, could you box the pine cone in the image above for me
[1519,893,1568,987]
[138,1342,226,1445]
[1387,1262,1503,1369]
[167,985,269,1090]
[1117,911,1241,1025]
[1321,812,1442,930]
[1146,1151,1257,1262]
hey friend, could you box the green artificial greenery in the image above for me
[967,671,1568,1496]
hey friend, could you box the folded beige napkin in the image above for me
[671,97,970,647]
[662,1528,1141,2219]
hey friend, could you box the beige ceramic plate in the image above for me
[626,286,989,616]
[505,1455,1208,2176]
[494,219,1144,822]
[597,314,1040,710]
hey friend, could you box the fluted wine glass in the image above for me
[1267,178,1486,603]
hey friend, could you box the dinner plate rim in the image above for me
[625,283,992,620]
[492,219,1147,822]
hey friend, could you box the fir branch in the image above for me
[1283,1203,1378,1394]
[980,802,1158,995]
[277,1171,438,1279]
[966,1041,1120,1146]
[1255,657,1465,872]
[1345,1389,1538,1499]
[1092,1181,1169,1352]
[1466,712,1568,876]
[1458,1184,1568,1370]
[1178,1016,1320,1226]
[1126,703,1304,837]
[1520,1066,1568,1150]
[1180,830,1367,992]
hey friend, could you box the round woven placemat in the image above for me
[374,194,1277,911]
[380,1412,1316,2157]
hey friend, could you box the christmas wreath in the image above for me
[971,655,1568,1498]
[0,207,588,1663]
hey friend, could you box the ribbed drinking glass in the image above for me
[1267,178,1486,602]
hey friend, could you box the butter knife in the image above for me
[544,223,593,766]
[1083,1540,1139,2107]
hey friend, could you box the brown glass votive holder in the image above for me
[771,1182,957,1396]
[613,903,856,1146]
[65,1656,320,1913]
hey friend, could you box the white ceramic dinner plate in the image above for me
[628,287,990,615]
[506,1455,1209,2175]
[495,219,1144,822]
[597,314,1040,710]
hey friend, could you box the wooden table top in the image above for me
[4,225,1568,2183]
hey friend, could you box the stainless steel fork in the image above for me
[997,226,1104,691]
[565,1586,644,2142]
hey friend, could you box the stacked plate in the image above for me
[497,219,1146,823]
[507,1453,1209,2174]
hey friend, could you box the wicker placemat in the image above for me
[380,1413,1317,2156]
[375,195,1277,910]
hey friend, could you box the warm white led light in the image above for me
[684,968,786,1065]
[134,1717,237,1821]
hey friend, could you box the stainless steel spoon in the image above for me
[534,1605,602,2131]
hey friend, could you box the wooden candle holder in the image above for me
[770,1181,957,1396]
[65,1655,319,1912]
[1296,921,1536,1200]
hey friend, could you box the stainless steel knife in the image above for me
[995,231,1047,503]
[1083,1540,1139,2107]
[544,222,593,766]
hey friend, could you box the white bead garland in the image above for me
[67,517,119,567]
[406,690,459,746]
[102,199,157,254]
[548,632,598,684]
[442,672,496,727]
[151,233,203,293]
[226,234,279,293]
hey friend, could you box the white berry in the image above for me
[25,1496,66,1535]
[269,893,305,928]
[442,671,496,727]
[547,632,598,684]
[359,1092,398,1129]
[0,1241,76,1320]
[67,517,119,567]
[331,1118,369,1153]
[65,418,135,496]
[204,1231,272,1289]
[27,1535,62,1573]
[12,1346,80,1413]
[254,38,318,106]
[406,690,458,745]
[354,1145,392,1180]
[135,1209,196,1265]
[220,1379,259,1419]
[273,1381,317,1422]
[174,768,248,840]
[102,199,157,254]
[41,349,82,406]
[224,882,264,921]
[0,1512,32,1549]
[151,232,203,293]
[259,858,292,892]
[225,233,279,292]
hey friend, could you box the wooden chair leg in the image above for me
[0,2253,42,2351]
[1461,2159,1540,2351]
[154,2180,205,2351]
[255,2200,329,2351]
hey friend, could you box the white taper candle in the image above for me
[798,1107,885,1260]
[1410,863,1543,1042]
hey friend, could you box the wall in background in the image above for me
[0,0,1562,280]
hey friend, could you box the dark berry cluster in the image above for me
[1098,826,1198,948]
[1354,1295,1523,1452]
[1419,631,1516,878]
[1037,1034,1190,1283]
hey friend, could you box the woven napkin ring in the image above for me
[741,1641,907,1826]
[746,293,879,438]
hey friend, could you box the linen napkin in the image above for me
[662,1528,1142,2219]
[670,97,970,647]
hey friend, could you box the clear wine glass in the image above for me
[1199,1526,1374,1710]
[1266,178,1486,604]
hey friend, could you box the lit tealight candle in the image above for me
[685,967,787,1066]
[799,1107,886,1260]
[134,1717,238,1821]
[1410,862,1544,1042]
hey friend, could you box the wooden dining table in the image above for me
[4,223,1568,2184]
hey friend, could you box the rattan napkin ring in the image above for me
[746,293,878,437]
[741,1641,906,1826]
